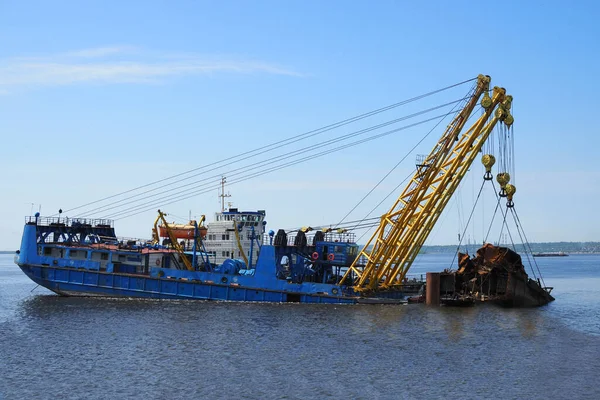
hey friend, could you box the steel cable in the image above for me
[109,113,454,220]
[60,77,477,216]
[77,100,465,218]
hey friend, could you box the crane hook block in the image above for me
[505,184,516,198]
[496,172,510,187]
[497,172,511,197]
[505,184,516,207]
[482,154,496,180]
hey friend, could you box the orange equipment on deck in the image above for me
[158,222,207,239]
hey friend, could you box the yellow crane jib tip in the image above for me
[494,94,514,126]
[503,95,513,111]
[477,74,491,85]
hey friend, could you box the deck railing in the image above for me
[25,216,114,227]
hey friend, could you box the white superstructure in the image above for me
[203,208,266,266]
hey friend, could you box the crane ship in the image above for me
[14,74,552,305]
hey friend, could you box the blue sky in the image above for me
[1,0,599,250]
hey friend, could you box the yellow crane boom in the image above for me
[341,75,514,291]
[233,220,249,266]
[156,209,195,272]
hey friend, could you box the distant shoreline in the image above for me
[417,242,600,254]
[0,242,600,254]
[2,247,600,255]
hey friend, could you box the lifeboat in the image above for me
[158,222,207,239]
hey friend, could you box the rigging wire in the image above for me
[487,181,524,276]
[353,104,484,245]
[353,169,416,243]
[496,203,516,250]
[76,99,467,218]
[285,216,382,233]
[164,213,191,223]
[484,192,502,244]
[110,113,456,220]
[333,83,476,229]
[59,77,477,216]
[504,206,538,281]
[449,179,486,269]
[510,206,546,287]
[456,185,465,246]
[512,102,516,185]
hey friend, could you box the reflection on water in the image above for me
[440,307,474,341]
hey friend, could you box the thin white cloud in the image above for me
[63,46,136,58]
[0,46,301,91]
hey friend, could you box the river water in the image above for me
[1,253,599,399]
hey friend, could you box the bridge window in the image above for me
[69,250,88,259]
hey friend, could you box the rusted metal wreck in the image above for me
[439,243,554,307]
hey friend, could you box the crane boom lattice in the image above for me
[341,75,514,291]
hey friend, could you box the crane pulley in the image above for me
[340,74,514,291]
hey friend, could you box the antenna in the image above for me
[219,176,231,212]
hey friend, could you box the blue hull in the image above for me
[15,220,410,305]
[19,264,358,304]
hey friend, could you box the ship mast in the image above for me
[219,176,231,212]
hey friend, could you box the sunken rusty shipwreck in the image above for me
[438,244,554,307]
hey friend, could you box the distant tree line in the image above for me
[419,242,600,254]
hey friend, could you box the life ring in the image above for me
[311,252,319,260]
[327,253,334,261]
[332,288,339,295]
[155,259,161,266]
[221,276,228,284]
